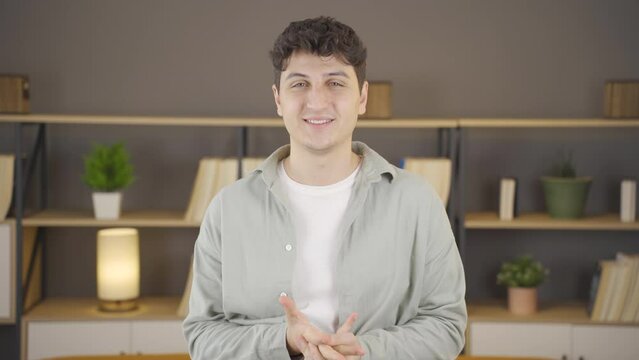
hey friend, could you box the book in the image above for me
[620,179,636,222]
[0,154,15,221]
[184,158,221,223]
[499,177,517,221]
[617,253,639,322]
[401,157,452,206]
[605,260,633,321]
[590,260,615,321]
[184,157,265,223]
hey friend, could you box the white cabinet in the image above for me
[469,321,639,360]
[572,325,639,360]
[131,320,188,354]
[27,321,130,360]
[469,322,571,359]
[26,320,187,360]
[0,221,15,323]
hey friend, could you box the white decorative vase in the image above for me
[92,192,122,219]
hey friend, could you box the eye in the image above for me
[291,82,308,88]
[328,81,344,87]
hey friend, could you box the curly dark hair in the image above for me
[270,16,367,92]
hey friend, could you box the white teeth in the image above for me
[306,119,332,125]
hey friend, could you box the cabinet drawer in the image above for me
[27,321,130,360]
[572,325,639,360]
[131,320,187,354]
[469,322,571,359]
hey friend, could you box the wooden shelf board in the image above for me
[468,301,638,326]
[357,119,457,128]
[22,210,199,228]
[465,212,639,230]
[0,114,457,128]
[459,118,639,128]
[23,297,182,321]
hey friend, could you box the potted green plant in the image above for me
[497,255,549,315]
[540,151,592,218]
[82,142,135,219]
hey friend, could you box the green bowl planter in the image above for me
[541,176,592,218]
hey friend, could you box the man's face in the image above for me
[272,51,368,155]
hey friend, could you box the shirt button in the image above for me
[285,244,293,251]
[280,292,288,297]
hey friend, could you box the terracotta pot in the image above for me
[508,287,538,315]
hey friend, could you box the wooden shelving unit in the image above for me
[465,212,639,231]
[468,301,638,326]
[22,297,182,322]
[459,118,639,128]
[22,210,198,228]
[0,114,457,128]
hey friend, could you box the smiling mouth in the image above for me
[304,118,334,125]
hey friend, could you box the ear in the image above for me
[358,81,369,115]
[272,84,283,117]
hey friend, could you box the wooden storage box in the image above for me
[362,81,392,119]
[604,80,639,118]
[0,74,30,113]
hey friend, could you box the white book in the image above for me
[621,179,636,222]
[499,178,516,221]
[0,155,15,221]
[402,158,452,206]
[617,253,639,322]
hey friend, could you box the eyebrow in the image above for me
[285,71,351,80]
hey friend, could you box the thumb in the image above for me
[337,312,358,334]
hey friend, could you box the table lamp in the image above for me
[97,228,140,312]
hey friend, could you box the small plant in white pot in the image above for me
[497,255,549,315]
[82,142,135,220]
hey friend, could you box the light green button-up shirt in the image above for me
[184,142,467,359]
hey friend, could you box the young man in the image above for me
[183,17,466,360]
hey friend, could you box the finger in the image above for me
[318,344,346,360]
[296,336,310,358]
[337,313,358,334]
[334,343,366,357]
[302,325,332,346]
[308,342,327,360]
[279,294,303,323]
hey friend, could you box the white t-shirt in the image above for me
[278,161,360,332]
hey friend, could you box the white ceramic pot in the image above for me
[92,192,122,219]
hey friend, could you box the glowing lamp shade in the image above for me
[97,228,140,312]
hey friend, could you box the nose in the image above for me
[305,85,330,110]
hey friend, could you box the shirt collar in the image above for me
[256,141,397,188]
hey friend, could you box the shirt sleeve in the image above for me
[357,187,467,359]
[182,191,292,359]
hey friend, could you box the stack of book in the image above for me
[184,157,264,223]
[400,157,451,206]
[0,154,14,221]
[589,253,639,322]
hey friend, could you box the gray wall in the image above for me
[1,0,639,357]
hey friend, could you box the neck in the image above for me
[284,142,360,186]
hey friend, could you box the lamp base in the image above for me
[98,298,138,312]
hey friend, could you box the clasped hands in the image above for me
[279,295,366,360]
